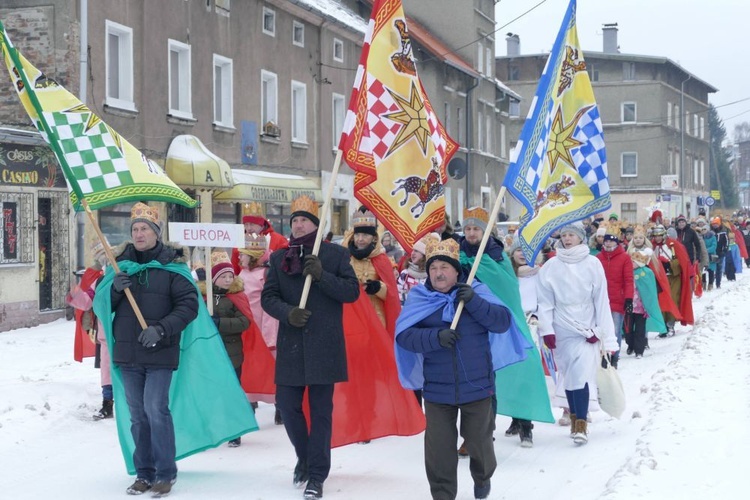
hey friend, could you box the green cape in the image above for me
[93,259,258,474]
[634,266,667,333]
[460,253,554,423]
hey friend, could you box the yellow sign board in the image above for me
[710,190,721,200]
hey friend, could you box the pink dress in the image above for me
[239,266,279,351]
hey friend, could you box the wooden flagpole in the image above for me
[449,185,507,330]
[82,199,148,329]
[299,149,343,309]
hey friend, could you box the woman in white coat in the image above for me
[536,222,617,444]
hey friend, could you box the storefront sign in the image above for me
[0,143,66,188]
[168,222,245,247]
[710,190,721,200]
[660,174,679,191]
[2,202,18,259]
[244,186,320,203]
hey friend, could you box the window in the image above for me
[500,123,507,159]
[105,20,135,110]
[333,38,344,62]
[443,102,450,136]
[168,39,192,118]
[262,7,275,36]
[667,102,673,127]
[694,114,699,137]
[694,159,699,185]
[508,66,519,81]
[477,42,484,74]
[480,186,491,211]
[456,107,463,145]
[622,102,636,123]
[509,99,520,118]
[621,152,637,177]
[1,192,34,264]
[700,117,705,139]
[623,62,636,81]
[261,70,278,127]
[477,110,484,151]
[215,0,230,13]
[485,113,492,155]
[675,105,681,130]
[213,54,233,127]
[621,202,637,222]
[587,63,599,82]
[292,20,304,47]
[701,159,705,185]
[291,80,307,143]
[332,93,345,149]
[485,47,492,78]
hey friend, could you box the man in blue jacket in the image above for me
[395,237,515,500]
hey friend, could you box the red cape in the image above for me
[731,226,748,259]
[660,237,694,325]
[231,225,288,275]
[370,253,401,338]
[205,289,276,396]
[648,260,683,322]
[71,267,102,362]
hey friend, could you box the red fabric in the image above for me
[369,253,401,337]
[396,253,409,273]
[732,226,749,259]
[72,267,102,362]
[693,262,703,298]
[242,215,266,226]
[319,287,425,448]
[224,292,277,396]
[648,260,683,322]
[596,245,634,314]
[660,238,694,325]
[231,225,288,275]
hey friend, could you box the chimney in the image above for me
[602,23,619,54]
[506,33,520,57]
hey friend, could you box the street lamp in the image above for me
[680,73,691,217]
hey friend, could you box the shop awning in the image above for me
[165,135,234,189]
[214,169,322,204]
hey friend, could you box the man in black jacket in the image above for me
[261,195,359,500]
[110,203,198,497]
[675,215,702,264]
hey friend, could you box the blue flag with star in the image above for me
[503,0,610,262]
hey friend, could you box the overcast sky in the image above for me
[494,0,749,142]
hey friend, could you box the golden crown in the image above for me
[425,237,460,263]
[245,233,267,250]
[290,195,319,218]
[463,206,489,225]
[352,208,377,228]
[631,249,652,265]
[605,222,621,237]
[242,201,264,217]
[210,251,231,268]
[130,202,159,224]
[633,224,646,237]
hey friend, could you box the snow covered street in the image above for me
[1,274,748,499]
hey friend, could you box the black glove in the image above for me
[624,298,633,314]
[437,328,461,349]
[138,325,164,348]
[303,255,323,281]
[212,315,220,327]
[455,283,475,304]
[364,280,381,295]
[112,272,132,293]
[288,307,312,328]
[195,268,206,282]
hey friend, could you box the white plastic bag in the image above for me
[596,352,625,418]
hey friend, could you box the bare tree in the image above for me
[734,121,750,143]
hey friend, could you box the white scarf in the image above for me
[555,243,590,264]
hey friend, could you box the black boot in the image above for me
[504,418,520,436]
[93,399,113,420]
[274,405,283,425]
[519,420,533,448]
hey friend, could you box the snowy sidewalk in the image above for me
[1,273,748,499]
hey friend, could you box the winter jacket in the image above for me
[198,278,250,369]
[676,226,702,263]
[595,245,634,314]
[395,278,512,405]
[703,232,718,272]
[261,242,360,386]
[714,229,729,257]
[110,241,199,370]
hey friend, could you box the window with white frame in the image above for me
[456,107,463,144]
[477,42,484,74]
[477,110,484,151]
[694,158,699,185]
[262,7,275,36]
[667,102,673,127]
[443,102,450,136]
[622,102,636,123]
[333,38,344,62]
[292,20,304,47]
[291,80,307,143]
[105,20,135,110]
[261,70,278,127]
[213,54,233,127]
[675,104,681,130]
[168,39,192,118]
[700,159,705,185]
[485,113,492,155]
[700,117,705,139]
[485,47,492,78]
[480,186,491,211]
[623,62,636,81]
[332,93,345,149]
[621,152,637,176]
[694,114,699,137]
[621,202,637,222]
[509,99,520,118]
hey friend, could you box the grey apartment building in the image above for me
[497,25,717,224]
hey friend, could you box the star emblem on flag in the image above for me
[546,105,589,174]
[384,81,430,156]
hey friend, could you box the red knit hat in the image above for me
[210,251,234,283]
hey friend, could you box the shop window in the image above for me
[1,192,34,264]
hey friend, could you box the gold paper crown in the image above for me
[605,222,621,237]
[631,248,652,265]
[425,237,460,263]
[352,208,377,228]
[210,251,231,268]
[192,260,205,271]
[633,224,646,237]
[290,195,319,218]
[130,202,159,224]
[463,206,489,225]
[244,232,267,250]
[242,202,264,217]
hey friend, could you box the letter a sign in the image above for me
[168,222,245,247]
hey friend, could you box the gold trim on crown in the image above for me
[425,237,460,263]
[244,233,267,250]
[632,224,646,237]
[130,202,159,224]
[463,206,489,225]
[242,202,264,217]
[210,251,231,268]
[290,195,319,218]
[352,208,378,228]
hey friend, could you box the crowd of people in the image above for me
[65,198,750,500]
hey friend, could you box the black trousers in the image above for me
[424,397,496,500]
[276,384,335,483]
[624,313,648,355]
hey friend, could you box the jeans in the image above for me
[102,384,113,401]
[565,383,590,421]
[120,366,176,483]
[611,312,624,354]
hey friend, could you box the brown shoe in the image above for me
[150,479,176,498]
[125,478,151,495]
[457,440,469,458]
[572,419,588,445]
[569,413,577,438]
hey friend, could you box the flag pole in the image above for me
[81,199,148,329]
[299,149,343,309]
[449,185,507,329]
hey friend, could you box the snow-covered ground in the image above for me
[1,274,748,499]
